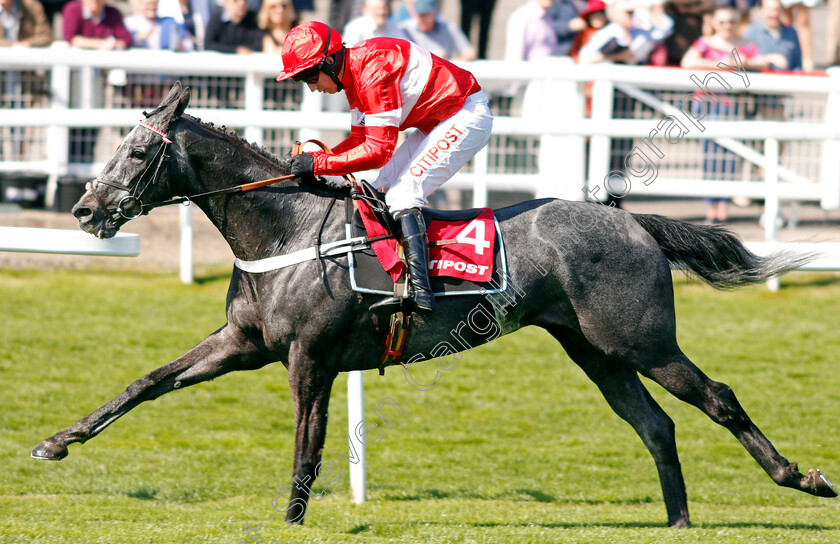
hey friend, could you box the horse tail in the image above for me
[631,213,814,289]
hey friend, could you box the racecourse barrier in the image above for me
[0,226,140,256]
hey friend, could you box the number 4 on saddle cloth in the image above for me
[348,182,509,297]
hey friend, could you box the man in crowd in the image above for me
[399,0,476,61]
[125,0,195,51]
[743,0,801,71]
[343,0,407,46]
[204,0,264,53]
[63,0,132,49]
[549,0,587,57]
[506,0,560,61]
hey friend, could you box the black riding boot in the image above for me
[369,208,435,316]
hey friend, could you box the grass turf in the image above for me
[1,268,839,543]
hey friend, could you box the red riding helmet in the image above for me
[276,22,345,82]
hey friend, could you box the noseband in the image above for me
[88,120,172,228]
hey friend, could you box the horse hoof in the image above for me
[806,469,838,498]
[31,440,68,461]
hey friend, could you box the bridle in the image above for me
[87,120,173,230]
[88,119,300,227]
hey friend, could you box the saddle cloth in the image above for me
[348,201,509,297]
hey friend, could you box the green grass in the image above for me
[1,268,839,543]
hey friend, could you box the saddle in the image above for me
[347,180,508,298]
[346,182,509,375]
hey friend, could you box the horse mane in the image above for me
[170,113,351,193]
[182,113,289,167]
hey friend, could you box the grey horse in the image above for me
[31,83,836,527]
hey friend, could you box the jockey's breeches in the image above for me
[372,90,493,214]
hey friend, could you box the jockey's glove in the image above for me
[291,152,315,178]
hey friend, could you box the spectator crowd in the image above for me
[0,0,829,70]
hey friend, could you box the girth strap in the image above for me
[234,236,368,273]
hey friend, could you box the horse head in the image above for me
[72,82,191,239]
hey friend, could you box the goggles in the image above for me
[291,25,333,84]
[292,65,322,84]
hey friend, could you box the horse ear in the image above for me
[148,82,191,132]
[174,86,190,119]
[144,81,187,118]
[163,81,182,105]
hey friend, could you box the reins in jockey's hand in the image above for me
[290,152,315,179]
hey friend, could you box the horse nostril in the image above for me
[73,206,93,220]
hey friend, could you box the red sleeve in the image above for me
[330,126,366,156]
[312,125,399,175]
[689,38,708,57]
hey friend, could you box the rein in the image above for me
[89,120,353,227]
[139,173,300,212]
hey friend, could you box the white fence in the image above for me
[2,44,840,260]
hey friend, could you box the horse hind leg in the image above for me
[640,352,837,499]
[550,328,691,528]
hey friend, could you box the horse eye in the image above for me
[131,149,145,160]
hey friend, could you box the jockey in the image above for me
[276,21,493,316]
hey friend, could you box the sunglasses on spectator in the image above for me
[292,66,321,84]
[717,19,737,23]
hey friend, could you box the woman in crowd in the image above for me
[258,0,297,54]
[681,5,785,223]
[0,0,53,47]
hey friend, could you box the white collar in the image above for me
[82,4,106,24]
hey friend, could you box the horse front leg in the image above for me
[278,355,337,524]
[31,325,271,460]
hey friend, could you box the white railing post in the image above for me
[820,67,840,210]
[179,203,193,284]
[535,58,586,201]
[298,85,323,143]
[764,137,780,291]
[588,77,615,202]
[763,137,780,244]
[244,71,264,146]
[45,63,72,209]
[80,65,95,110]
[471,145,489,208]
[347,370,366,503]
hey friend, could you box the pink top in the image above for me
[689,37,759,62]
